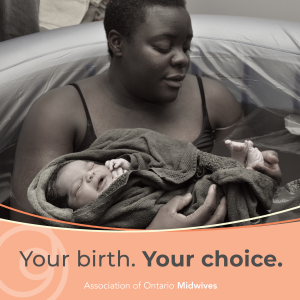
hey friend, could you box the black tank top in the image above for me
[70,76,214,153]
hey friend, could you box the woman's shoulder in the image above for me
[25,83,88,144]
[201,76,242,129]
[33,84,81,110]
[182,74,237,100]
[28,80,91,129]
[181,75,242,129]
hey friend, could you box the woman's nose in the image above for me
[171,49,189,69]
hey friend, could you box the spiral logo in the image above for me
[0,225,68,299]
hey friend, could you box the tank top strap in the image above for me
[69,83,97,151]
[192,76,214,153]
[196,76,211,126]
[69,83,93,126]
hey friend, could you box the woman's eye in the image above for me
[154,47,171,54]
[183,45,191,53]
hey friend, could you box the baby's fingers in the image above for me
[113,159,131,170]
[112,167,124,180]
[106,160,120,171]
[106,159,130,172]
[122,160,131,170]
[105,160,113,171]
[112,159,123,169]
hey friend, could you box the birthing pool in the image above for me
[0,15,300,218]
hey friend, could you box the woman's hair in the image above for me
[46,162,71,209]
[104,0,187,56]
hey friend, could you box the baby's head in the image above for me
[46,160,113,210]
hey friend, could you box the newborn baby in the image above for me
[46,140,264,210]
[225,140,264,169]
[46,158,130,210]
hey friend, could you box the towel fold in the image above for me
[28,128,277,229]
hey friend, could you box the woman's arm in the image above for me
[11,86,83,224]
[203,77,282,184]
[202,77,243,141]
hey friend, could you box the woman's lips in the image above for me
[163,75,185,88]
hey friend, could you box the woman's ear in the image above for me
[107,30,123,57]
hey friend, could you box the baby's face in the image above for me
[56,161,113,209]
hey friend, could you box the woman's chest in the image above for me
[78,76,206,144]
[89,96,204,144]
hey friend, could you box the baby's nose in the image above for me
[86,170,94,182]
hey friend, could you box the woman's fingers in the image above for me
[165,193,193,213]
[204,196,227,225]
[184,185,218,227]
[261,150,279,164]
[253,150,282,185]
[252,163,282,185]
[146,194,193,230]
[146,184,226,230]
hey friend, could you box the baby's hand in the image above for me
[105,159,131,181]
[105,158,131,171]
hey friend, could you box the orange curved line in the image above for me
[1,203,300,232]
[0,204,140,231]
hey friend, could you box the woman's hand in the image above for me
[146,185,226,230]
[252,150,282,185]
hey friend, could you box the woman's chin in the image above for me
[137,86,180,105]
[151,89,180,104]
[162,92,180,104]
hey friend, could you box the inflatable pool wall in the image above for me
[0,15,300,202]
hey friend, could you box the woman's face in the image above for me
[120,5,193,104]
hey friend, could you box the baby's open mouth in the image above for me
[97,176,105,191]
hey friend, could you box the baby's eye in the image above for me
[89,163,95,170]
[76,180,83,195]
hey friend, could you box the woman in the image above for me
[11,0,281,228]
